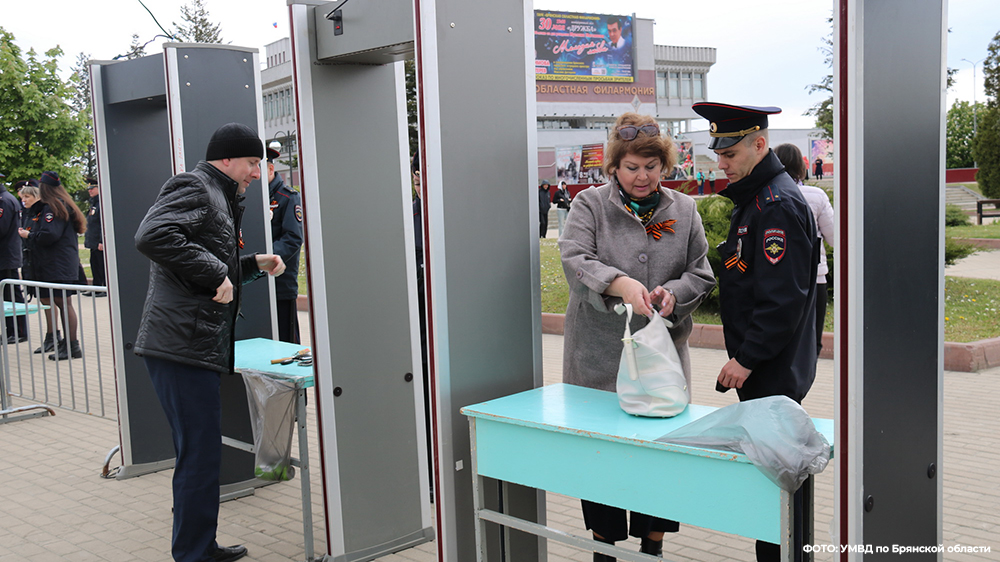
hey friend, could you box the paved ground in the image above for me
[2,244,999,562]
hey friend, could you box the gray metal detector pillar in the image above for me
[414,1,544,560]
[91,45,276,497]
[837,1,944,558]
[289,2,434,561]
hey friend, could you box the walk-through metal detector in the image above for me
[90,44,277,496]
[837,1,944,559]
[290,0,542,560]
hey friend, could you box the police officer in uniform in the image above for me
[692,102,820,562]
[267,147,304,343]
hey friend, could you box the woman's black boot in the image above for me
[640,537,663,557]
[593,535,616,562]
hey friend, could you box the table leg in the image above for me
[296,387,315,562]
[470,419,488,562]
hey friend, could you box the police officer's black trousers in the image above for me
[581,499,678,542]
[90,248,106,288]
[276,299,300,344]
[145,356,223,562]
[1,269,27,337]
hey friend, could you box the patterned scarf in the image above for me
[618,185,661,225]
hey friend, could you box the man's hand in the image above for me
[717,358,751,390]
[607,276,653,317]
[256,254,286,276]
[214,277,234,304]
[98,242,103,251]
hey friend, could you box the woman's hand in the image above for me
[18,228,29,239]
[607,276,654,317]
[649,286,676,317]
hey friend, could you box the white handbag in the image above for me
[615,303,689,417]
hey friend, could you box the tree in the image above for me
[0,28,90,192]
[123,33,149,60]
[973,30,1000,198]
[173,0,224,44]
[405,59,418,156]
[70,52,97,185]
[946,100,984,169]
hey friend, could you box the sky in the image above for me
[3,0,998,130]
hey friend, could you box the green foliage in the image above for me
[944,277,1000,342]
[0,28,90,192]
[947,222,1000,239]
[694,195,734,309]
[173,0,224,44]
[945,203,972,227]
[973,105,1000,198]
[405,59,418,156]
[805,16,833,139]
[983,29,1000,104]
[944,236,977,265]
[539,238,569,314]
[946,100,984,169]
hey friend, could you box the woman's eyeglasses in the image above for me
[617,124,660,141]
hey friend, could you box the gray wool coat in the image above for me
[559,182,716,393]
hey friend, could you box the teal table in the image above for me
[461,383,834,562]
[1,301,54,424]
[233,338,315,562]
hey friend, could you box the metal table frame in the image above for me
[462,384,833,562]
[232,338,317,562]
[0,301,55,424]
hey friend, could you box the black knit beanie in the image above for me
[205,123,264,161]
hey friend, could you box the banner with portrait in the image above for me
[676,140,694,178]
[556,146,583,185]
[534,11,634,83]
[809,139,835,175]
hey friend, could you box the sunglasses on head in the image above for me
[617,124,660,141]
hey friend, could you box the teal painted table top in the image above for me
[234,338,315,388]
[3,301,48,318]
[462,383,834,464]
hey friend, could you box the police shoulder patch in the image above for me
[763,228,786,264]
[294,205,303,222]
[45,212,54,223]
[0,208,4,218]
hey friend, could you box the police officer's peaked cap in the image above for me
[266,147,281,162]
[692,102,781,150]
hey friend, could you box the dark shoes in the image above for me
[6,333,28,344]
[211,545,248,562]
[34,333,61,354]
[640,537,663,557]
[48,340,82,361]
[593,536,616,562]
[81,290,107,297]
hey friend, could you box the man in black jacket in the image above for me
[266,146,303,343]
[693,102,820,562]
[83,179,106,296]
[135,123,285,562]
[0,180,26,342]
[538,180,552,238]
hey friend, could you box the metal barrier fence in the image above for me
[1,280,114,421]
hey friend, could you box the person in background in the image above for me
[1,179,27,343]
[813,156,824,180]
[552,180,572,236]
[266,146,304,344]
[560,112,715,561]
[538,180,552,238]
[695,169,704,195]
[775,143,834,355]
[707,168,717,193]
[83,178,107,297]
[692,101,820,562]
[134,122,285,562]
[18,172,88,360]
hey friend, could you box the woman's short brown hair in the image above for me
[602,112,677,177]
[774,143,805,183]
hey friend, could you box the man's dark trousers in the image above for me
[145,356,223,562]
[90,248,106,287]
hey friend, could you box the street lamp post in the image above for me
[961,57,986,168]
[270,130,298,188]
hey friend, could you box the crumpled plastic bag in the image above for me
[243,369,297,481]
[656,395,830,491]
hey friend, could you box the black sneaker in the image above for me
[49,340,82,361]
[6,333,28,344]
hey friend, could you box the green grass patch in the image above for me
[540,240,998,343]
[947,222,1000,239]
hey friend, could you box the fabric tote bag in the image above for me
[615,303,689,417]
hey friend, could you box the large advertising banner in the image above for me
[534,11,634,83]
[556,146,582,185]
[579,143,607,184]
[676,140,694,178]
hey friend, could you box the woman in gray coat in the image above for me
[559,112,716,560]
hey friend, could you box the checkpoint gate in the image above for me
[90,44,276,495]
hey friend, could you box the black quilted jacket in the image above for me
[134,161,263,373]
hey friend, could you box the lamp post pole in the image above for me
[961,57,986,168]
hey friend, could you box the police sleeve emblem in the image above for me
[763,228,786,264]
[45,212,54,223]
[294,205,303,222]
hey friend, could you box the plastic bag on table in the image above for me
[656,395,830,492]
[243,369,297,481]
